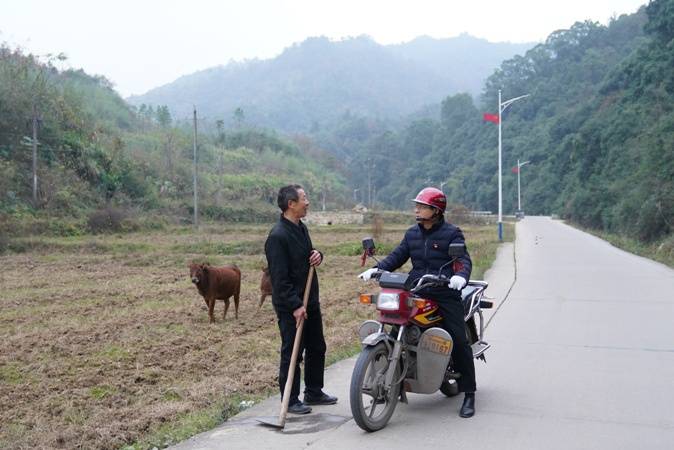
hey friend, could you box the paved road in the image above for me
[172,217,674,450]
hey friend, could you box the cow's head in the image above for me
[189,263,209,285]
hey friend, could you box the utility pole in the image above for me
[193,106,198,228]
[497,90,529,241]
[498,89,503,242]
[372,185,377,210]
[367,158,372,209]
[32,104,39,205]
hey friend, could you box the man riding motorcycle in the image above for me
[359,187,476,418]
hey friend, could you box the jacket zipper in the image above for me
[424,237,429,272]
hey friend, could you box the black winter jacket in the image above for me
[376,220,472,296]
[264,215,321,313]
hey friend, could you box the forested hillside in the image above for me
[129,35,532,132]
[0,47,348,238]
[334,2,672,243]
[3,1,673,247]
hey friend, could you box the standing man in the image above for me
[264,184,338,414]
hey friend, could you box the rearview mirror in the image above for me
[448,243,466,258]
[362,237,376,256]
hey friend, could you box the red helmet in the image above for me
[412,187,447,213]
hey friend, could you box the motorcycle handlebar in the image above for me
[410,274,448,293]
[363,271,449,291]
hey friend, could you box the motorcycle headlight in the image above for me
[377,293,400,310]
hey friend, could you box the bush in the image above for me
[371,214,384,239]
[363,211,409,224]
[45,219,87,237]
[199,203,277,223]
[655,234,674,262]
[135,215,168,231]
[446,204,487,225]
[0,233,8,254]
[87,207,128,233]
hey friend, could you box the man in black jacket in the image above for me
[359,187,477,418]
[264,184,338,415]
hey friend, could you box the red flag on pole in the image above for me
[483,113,499,124]
[511,166,519,174]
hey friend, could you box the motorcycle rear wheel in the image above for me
[350,342,401,432]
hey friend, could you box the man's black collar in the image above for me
[280,213,304,229]
[417,219,444,233]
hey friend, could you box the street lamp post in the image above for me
[497,90,529,241]
[440,181,447,193]
[516,159,530,212]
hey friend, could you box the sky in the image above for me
[1,0,648,98]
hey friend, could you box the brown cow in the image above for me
[259,267,272,308]
[189,263,241,323]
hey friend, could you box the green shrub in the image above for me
[46,219,87,237]
[87,207,127,233]
[0,233,8,254]
[199,204,277,223]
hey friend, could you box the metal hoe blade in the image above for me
[256,416,285,429]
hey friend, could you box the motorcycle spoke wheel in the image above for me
[350,342,400,432]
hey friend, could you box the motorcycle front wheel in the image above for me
[349,342,401,432]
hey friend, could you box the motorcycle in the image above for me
[350,237,494,432]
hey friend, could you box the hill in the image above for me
[128,35,533,132]
[329,2,674,244]
[0,46,348,239]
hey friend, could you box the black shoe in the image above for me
[459,393,475,418]
[304,391,338,405]
[287,401,312,414]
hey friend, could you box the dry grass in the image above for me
[0,219,511,449]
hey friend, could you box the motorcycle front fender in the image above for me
[361,331,395,348]
[357,320,382,342]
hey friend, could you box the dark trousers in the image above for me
[437,295,477,393]
[276,307,327,404]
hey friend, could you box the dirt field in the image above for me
[0,220,510,449]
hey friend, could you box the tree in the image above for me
[156,105,172,127]
[233,107,245,127]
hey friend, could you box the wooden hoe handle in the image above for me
[278,265,315,427]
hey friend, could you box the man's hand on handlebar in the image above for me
[411,274,465,292]
[358,268,379,281]
[449,275,467,290]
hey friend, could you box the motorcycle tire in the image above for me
[350,342,401,432]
